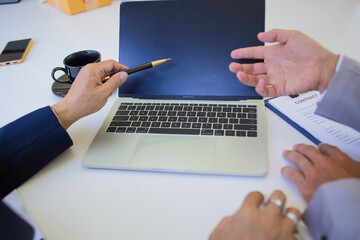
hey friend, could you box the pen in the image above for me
[101,58,171,82]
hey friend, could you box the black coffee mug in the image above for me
[51,50,101,83]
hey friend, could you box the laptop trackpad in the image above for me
[129,135,216,172]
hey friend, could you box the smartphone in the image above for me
[0,38,33,66]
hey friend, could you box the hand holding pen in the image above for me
[102,58,171,82]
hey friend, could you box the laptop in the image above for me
[82,0,268,176]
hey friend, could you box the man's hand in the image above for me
[229,29,339,97]
[210,190,301,240]
[282,143,360,203]
[51,60,128,129]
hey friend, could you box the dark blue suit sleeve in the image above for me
[0,106,73,239]
[0,106,73,197]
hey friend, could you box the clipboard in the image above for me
[264,91,360,160]
[265,98,321,145]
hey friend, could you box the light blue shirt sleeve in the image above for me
[303,178,360,240]
[315,56,360,132]
[306,56,360,239]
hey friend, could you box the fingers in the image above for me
[264,190,301,237]
[240,191,264,210]
[255,79,278,97]
[318,143,360,178]
[210,190,301,240]
[281,166,305,187]
[258,29,294,44]
[234,71,279,98]
[282,207,301,235]
[96,59,128,77]
[229,62,266,75]
[282,147,315,174]
[229,62,281,98]
[292,144,326,165]
[235,70,266,88]
[236,71,259,87]
[231,29,296,58]
[282,143,340,203]
[231,46,265,59]
[318,143,343,159]
[263,190,286,216]
[89,60,129,95]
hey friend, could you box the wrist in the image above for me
[318,52,339,93]
[51,100,80,129]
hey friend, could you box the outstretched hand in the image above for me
[230,29,339,97]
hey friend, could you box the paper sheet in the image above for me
[268,91,360,160]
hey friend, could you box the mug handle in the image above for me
[51,67,71,83]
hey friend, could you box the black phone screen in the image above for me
[0,38,32,62]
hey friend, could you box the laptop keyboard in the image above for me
[106,102,257,137]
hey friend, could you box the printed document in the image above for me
[268,91,360,160]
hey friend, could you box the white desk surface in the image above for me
[1,0,359,239]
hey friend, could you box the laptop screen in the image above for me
[118,0,265,100]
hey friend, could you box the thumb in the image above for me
[258,29,292,44]
[102,71,128,94]
[117,72,129,86]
